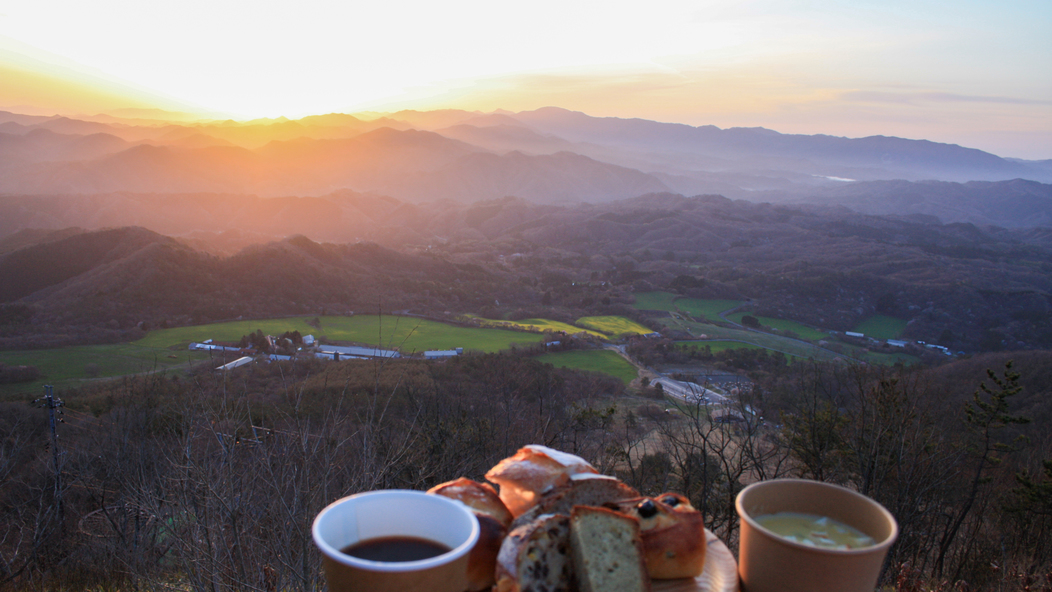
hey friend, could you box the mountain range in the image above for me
[2,107,1050,228]
[2,193,1050,352]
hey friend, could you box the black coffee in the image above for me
[340,536,451,562]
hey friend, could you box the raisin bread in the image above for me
[494,514,573,592]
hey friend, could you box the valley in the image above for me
[1,107,1050,592]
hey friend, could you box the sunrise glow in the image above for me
[0,0,1050,157]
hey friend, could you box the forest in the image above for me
[1,346,1050,592]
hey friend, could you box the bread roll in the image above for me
[428,477,513,527]
[427,478,512,591]
[485,445,598,517]
[613,493,707,579]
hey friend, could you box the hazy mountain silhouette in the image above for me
[760,178,1052,228]
[0,128,130,163]
[1,107,1050,225]
[509,107,1046,184]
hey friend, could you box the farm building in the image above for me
[216,356,254,372]
[316,345,401,360]
[424,348,463,359]
[190,342,241,352]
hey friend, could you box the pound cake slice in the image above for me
[495,513,573,592]
[570,506,651,592]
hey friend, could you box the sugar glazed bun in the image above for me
[485,445,599,517]
[427,478,513,591]
[613,493,707,579]
[494,513,573,592]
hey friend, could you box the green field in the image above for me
[1,315,549,398]
[663,319,918,366]
[137,315,546,353]
[0,344,209,399]
[659,317,840,360]
[632,291,680,311]
[631,292,743,321]
[677,340,774,354]
[852,315,908,341]
[575,316,653,338]
[725,313,828,341]
[535,350,639,384]
[855,350,918,365]
[476,317,608,339]
[672,298,744,321]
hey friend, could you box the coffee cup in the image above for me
[736,479,898,592]
[312,489,480,592]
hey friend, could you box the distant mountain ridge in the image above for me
[0,107,1050,226]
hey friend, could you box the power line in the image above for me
[33,385,65,522]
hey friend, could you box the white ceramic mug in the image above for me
[313,489,480,592]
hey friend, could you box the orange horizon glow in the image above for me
[1,0,1050,159]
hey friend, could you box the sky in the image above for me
[1,0,1050,158]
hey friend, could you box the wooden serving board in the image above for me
[652,530,739,592]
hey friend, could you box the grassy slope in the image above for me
[853,315,909,340]
[659,318,917,365]
[535,350,638,384]
[0,345,208,399]
[676,340,803,359]
[632,291,680,311]
[631,292,742,321]
[725,312,828,341]
[672,298,744,321]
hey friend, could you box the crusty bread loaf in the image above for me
[428,477,513,527]
[485,445,598,517]
[570,506,651,592]
[427,478,513,591]
[494,513,573,592]
[613,493,707,579]
[512,474,640,530]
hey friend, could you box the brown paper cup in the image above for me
[313,490,480,592]
[736,479,898,592]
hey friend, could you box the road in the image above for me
[651,377,729,405]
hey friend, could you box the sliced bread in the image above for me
[495,513,573,592]
[511,474,640,530]
[570,506,651,592]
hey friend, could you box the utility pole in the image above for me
[34,385,64,522]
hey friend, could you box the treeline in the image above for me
[627,338,792,379]
[1,350,1051,591]
[0,353,623,591]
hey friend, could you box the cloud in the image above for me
[842,90,1052,106]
